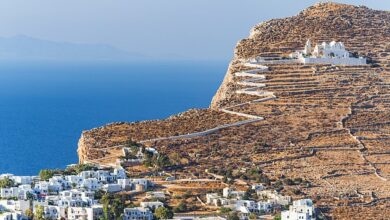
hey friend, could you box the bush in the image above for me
[0,177,15,188]
[154,207,173,219]
[173,202,188,213]
[283,178,295,186]
[274,214,281,220]
[39,169,55,181]
[227,212,240,220]
[219,207,232,214]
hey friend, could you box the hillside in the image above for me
[77,2,390,218]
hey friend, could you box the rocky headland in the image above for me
[77,2,390,218]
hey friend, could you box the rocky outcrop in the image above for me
[210,2,390,109]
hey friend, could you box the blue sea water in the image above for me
[0,60,227,175]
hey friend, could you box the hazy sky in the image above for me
[0,0,389,60]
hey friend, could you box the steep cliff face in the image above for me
[210,2,390,109]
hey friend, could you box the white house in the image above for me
[42,205,66,220]
[34,181,49,195]
[0,187,19,199]
[68,205,103,220]
[12,176,33,185]
[0,212,28,220]
[223,188,245,199]
[257,201,273,213]
[123,207,153,220]
[96,170,115,183]
[79,178,100,191]
[234,200,258,214]
[65,175,84,187]
[17,185,34,200]
[113,168,127,179]
[281,199,316,220]
[0,200,30,214]
[206,193,229,207]
[117,179,132,191]
[102,184,122,193]
[57,190,95,207]
[131,179,150,191]
[257,190,291,206]
[79,171,97,179]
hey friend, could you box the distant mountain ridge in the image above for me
[0,35,144,61]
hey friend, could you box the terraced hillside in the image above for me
[78,2,390,218]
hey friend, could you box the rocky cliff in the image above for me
[78,3,390,218]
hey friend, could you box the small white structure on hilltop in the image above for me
[281,199,316,220]
[291,39,366,65]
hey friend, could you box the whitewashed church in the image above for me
[291,39,366,65]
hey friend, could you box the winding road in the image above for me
[87,60,276,163]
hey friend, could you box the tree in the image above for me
[111,198,124,220]
[249,213,257,220]
[94,189,105,200]
[0,177,15,188]
[35,205,45,220]
[274,214,281,220]
[39,169,55,181]
[227,212,240,220]
[25,208,34,220]
[154,207,173,219]
[100,194,125,220]
[100,194,111,220]
[156,154,171,169]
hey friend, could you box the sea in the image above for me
[0,60,227,175]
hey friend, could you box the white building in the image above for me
[0,187,19,199]
[102,184,122,193]
[113,168,127,179]
[206,193,229,207]
[0,200,30,214]
[79,178,101,191]
[281,199,316,220]
[257,190,291,206]
[123,207,153,220]
[257,201,273,213]
[65,175,84,187]
[34,181,49,195]
[68,205,103,220]
[131,179,150,191]
[0,212,27,220]
[117,179,132,191]
[57,190,95,207]
[12,176,33,185]
[222,188,245,199]
[42,205,66,220]
[17,185,34,200]
[291,39,366,65]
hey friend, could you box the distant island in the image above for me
[0,35,145,61]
